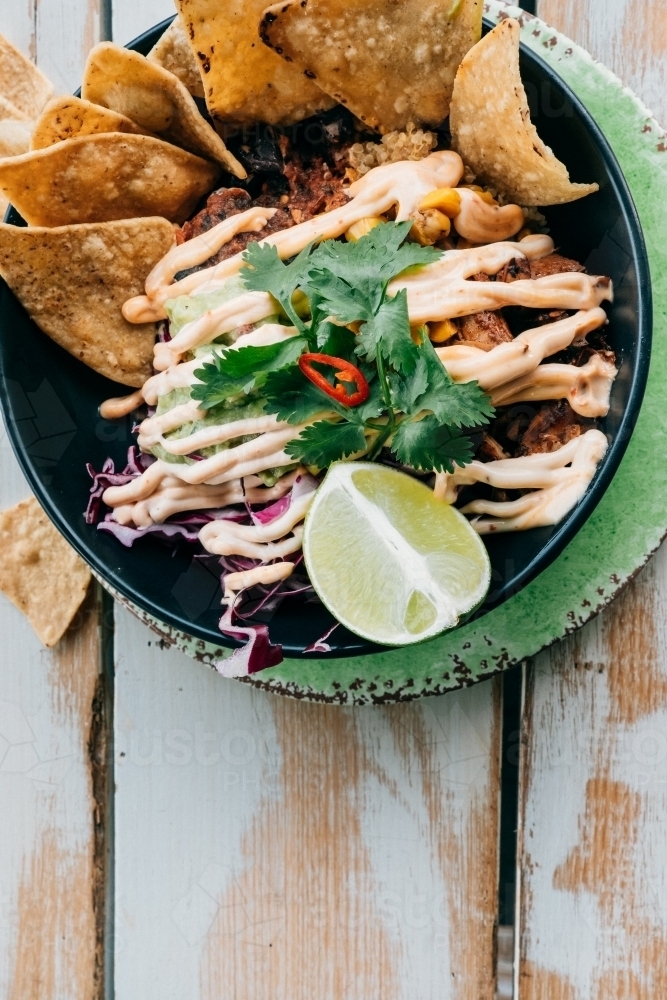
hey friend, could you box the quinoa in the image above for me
[348,122,438,177]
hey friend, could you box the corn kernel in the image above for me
[345,216,384,242]
[411,209,451,246]
[429,319,458,344]
[418,187,462,217]
[461,185,498,206]
[516,226,533,241]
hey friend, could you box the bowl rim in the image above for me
[0,15,653,658]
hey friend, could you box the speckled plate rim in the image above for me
[114,1,667,704]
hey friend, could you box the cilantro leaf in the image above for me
[191,337,307,408]
[305,222,441,328]
[309,221,440,308]
[348,374,384,423]
[389,356,429,413]
[316,321,358,359]
[240,241,314,332]
[407,336,495,428]
[306,268,375,325]
[391,416,476,474]
[356,290,420,375]
[285,420,367,467]
[262,365,338,424]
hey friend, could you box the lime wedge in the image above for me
[303,463,491,646]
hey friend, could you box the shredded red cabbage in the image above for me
[85,447,154,524]
[251,471,319,526]
[86,453,322,672]
[157,319,171,343]
[98,517,201,547]
[215,601,283,676]
[304,623,340,654]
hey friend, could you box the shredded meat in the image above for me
[518,400,583,456]
[478,434,510,462]
[175,149,349,273]
[529,253,586,279]
[282,156,349,220]
[532,309,571,326]
[451,310,514,350]
[497,256,532,283]
[176,188,293,270]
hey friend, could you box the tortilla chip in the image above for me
[148,16,205,99]
[31,96,146,151]
[450,19,599,206]
[0,119,32,157]
[0,496,90,647]
[174,0,334,126]
[0,132,219,227]
[0,34,53,120]
[0,93,28,123]
[0,217,175,386]
[260,0,482,132]
[82,42,245,177]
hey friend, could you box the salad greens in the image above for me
[191,221,495,474]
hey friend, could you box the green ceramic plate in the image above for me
[118,1,667,703]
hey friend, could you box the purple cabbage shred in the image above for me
[304,623,340,654]
[215,601,284,676]
[86,450,323,663]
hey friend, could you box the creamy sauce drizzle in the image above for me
[457,431,608,533]
[139,412,287,457]
[99,389,144,420]
[199,490,314,558]
[453,188,524,243]
[433,430,607,532]
[223,562,295,601]
[152,236,563,368]
[490,354,618,417]
[112,472,296,528]
[436,308,608,390]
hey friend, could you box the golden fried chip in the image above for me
[0,217,175,386]
[148,16,205,99]
[0,34,53,120]
[31,96,146,150]
[0,132,219,227]
[0,119,32,157]
[174,0,334,126]
[0,93,27,123]
[82,42,245,176]
[260,0,482,132]
[0,496,90,647]
[450,19,599,206]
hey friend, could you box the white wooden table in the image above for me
[1,1,666,997]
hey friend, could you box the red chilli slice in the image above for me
[298,353,370,408]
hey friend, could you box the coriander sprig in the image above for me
[191,222,495,473]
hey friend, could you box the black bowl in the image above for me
[0,17,652,657]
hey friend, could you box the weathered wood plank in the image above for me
[539,0,667,126]
[518,544,667,998]
[0,4,106,998]
[112,0,173,46]
[114,611,502,999]
[518,1,667,994]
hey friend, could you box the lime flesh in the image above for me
[302,462,491,647]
